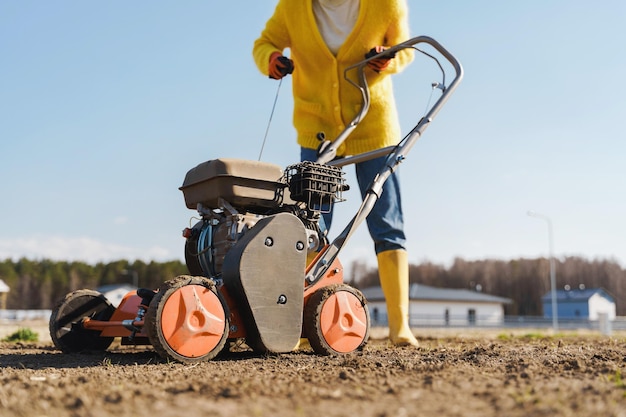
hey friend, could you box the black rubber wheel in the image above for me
[303,284,370,355]
[145,276,229,364]
[185,221,210,276]
[184,233,204,276]
[49,289,116,353]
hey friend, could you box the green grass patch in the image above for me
[497,332,549,341]
[2,327,39,343]
[610,369,625,389]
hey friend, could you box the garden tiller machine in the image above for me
[49,36,463,363]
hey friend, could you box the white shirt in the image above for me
[313,0,361,55]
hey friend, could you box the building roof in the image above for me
[0,279,9,293]
[541,288,614,303]
[361,283,512,304]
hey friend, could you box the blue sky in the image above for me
[1,1,625,271]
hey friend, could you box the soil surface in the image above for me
[1,323,625,417]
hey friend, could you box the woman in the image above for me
[253,0,418,347]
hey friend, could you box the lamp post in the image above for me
[527,210,558,333]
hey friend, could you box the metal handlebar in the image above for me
[306,36,464,286]
[316,36,463,165]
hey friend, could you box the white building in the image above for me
[361,283,512,327]
[97,284,137,308]
[0,279,10,310]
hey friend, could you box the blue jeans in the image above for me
[300,147,406,254]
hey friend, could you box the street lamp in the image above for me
[527,210,558,333]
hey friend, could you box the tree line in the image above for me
[0,256,624,316]
[0,258,188,310]
[348,256,626,316]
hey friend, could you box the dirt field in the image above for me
[1,322,625,417]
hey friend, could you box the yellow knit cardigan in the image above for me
[253,0,412,156]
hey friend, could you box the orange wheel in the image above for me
[304,284,370,355]
[145,276,229,363]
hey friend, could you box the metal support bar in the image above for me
[305,36,464,285]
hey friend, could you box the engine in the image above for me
[180,159,345,278]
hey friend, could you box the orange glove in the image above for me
[365,46,396,73]
[269,52,294,79]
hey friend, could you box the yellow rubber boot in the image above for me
[295,250,320,351]
[306,250,319,268]
[293,338,311,351]
[377,249,419,347]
